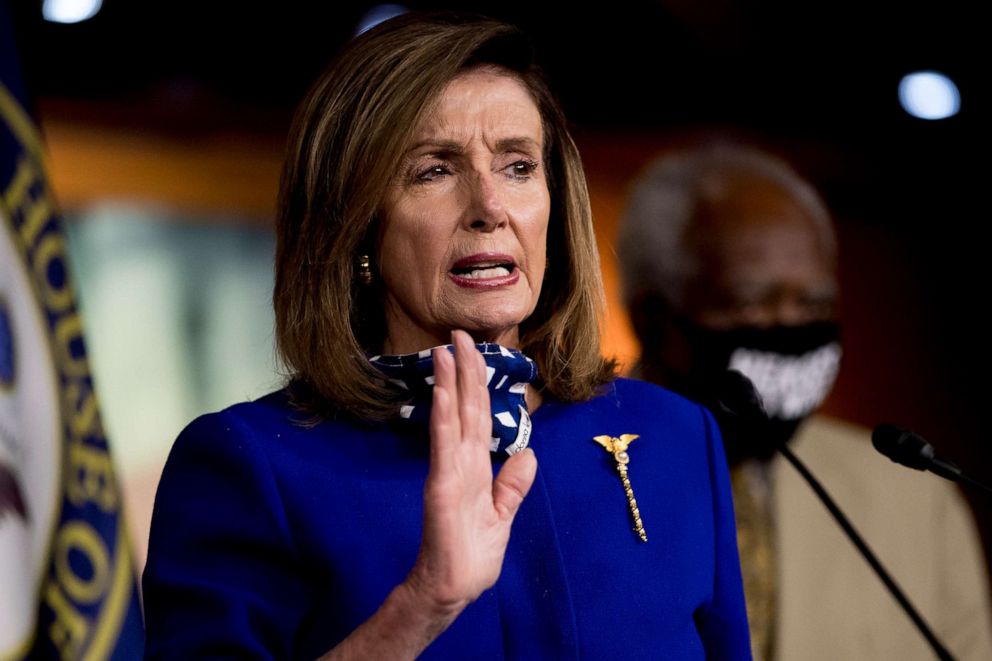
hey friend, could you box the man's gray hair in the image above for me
[617,143,835,308]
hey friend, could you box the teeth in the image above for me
[460,266,511,279]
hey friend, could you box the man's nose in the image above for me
[769,293,832,327]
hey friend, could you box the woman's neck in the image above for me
[524,385,543,413]
[382,326,520,355]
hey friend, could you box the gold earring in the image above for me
[357,254,372,285]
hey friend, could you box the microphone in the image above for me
[872,424,992,494]
[713,369,767,422]
[714,371,957,661]
[709,370,777,465]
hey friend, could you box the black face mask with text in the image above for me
[671,319,842,465]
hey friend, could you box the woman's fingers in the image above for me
[430,346,459,465]
[492,448,537,520]
[417,330,535,610]
[475,349,492,444]
[452,330,485,444]
[433,331,491,456]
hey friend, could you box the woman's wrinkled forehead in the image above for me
[405,65,545,151]
[405,68,542,151]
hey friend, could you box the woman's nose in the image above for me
[463,171,506,232]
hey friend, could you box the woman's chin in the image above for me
[450,302,532,346]
[448,311,529,345]
[384,287,537,351]
[443,285,537,335]
[382,319,524,354]
[455,325,519,344]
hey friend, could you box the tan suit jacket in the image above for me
[770,416,992,660]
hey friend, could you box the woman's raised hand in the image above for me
[319,332,536,659]
[406,329,538,617]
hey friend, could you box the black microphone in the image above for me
[715,371,957,661]
[872,424,992,494]
[713,369,767,422]
[709,370,776,465]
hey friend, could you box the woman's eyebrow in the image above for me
[405,139,465,155]
[493,137,541,153]
[404,136,541,156]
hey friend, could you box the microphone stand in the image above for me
[777,442,956,661]
[956,471,992,495]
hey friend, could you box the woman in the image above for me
[143,12,751,660]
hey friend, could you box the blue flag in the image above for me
[1,5,144,659]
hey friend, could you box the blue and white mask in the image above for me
[369,343,538,456]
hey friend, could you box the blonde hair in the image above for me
[275,12,615,420]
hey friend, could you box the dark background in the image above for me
[8,0,990,564]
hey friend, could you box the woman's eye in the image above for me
[506,159,539,180]
[416,164,450,182]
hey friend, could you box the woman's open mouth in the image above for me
[449,253,520,288]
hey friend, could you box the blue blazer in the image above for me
[143,378,751,659]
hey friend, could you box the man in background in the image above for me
[618,143,992,660]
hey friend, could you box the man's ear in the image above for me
[626,290,694,383]
[627,290,676,346]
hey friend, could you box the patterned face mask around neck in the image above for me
[369,343,538,456]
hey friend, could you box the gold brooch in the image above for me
[593,434,647,542]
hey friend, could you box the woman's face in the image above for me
[378,66,550,354]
